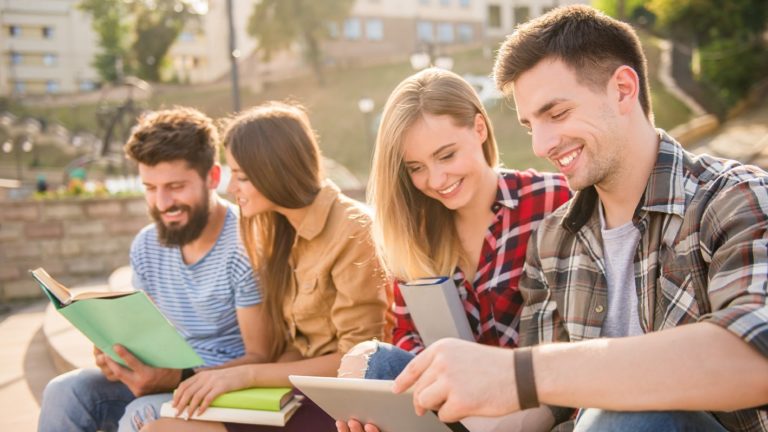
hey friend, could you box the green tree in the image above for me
[79,0,131,83]
[130,0,197,82]
[648,0,768,106]
[247,0,354,85]
[80,0,198,83]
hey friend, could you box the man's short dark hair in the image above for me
[124,106,219,178]
[493,4,652,119]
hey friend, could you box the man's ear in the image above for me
[207,164,221,190]
[613,65,640,115]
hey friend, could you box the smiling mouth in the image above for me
[556,148,582,168]
[438,179,462,196]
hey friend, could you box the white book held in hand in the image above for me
[399,276,474,346]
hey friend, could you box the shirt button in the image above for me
[595,305,604,313]
[491,203,501,212]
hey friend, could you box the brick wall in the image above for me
[0,197,150,301]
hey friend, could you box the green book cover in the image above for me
[210,387,294,412]
[31,268,204,369]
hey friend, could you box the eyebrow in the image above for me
[404,143,456,165]
[519,98,569,126]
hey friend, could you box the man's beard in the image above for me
[150,193,210,247]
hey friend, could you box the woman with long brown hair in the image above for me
[143,101,390,432]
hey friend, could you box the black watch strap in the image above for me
[180,367,195,383]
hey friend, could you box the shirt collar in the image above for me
[493,169,521,211]
[562,130,687,233]
[295,180,339,241]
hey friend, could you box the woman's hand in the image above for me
[335,419,381,432]
[172,365,251,417]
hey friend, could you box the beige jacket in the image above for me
[283,182,390,358]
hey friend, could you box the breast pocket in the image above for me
[292,275,334,318]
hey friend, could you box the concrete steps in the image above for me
[0,301,59,431]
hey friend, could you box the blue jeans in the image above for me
[38,368,172,432]
[574,409,728,432]
[362,342,415,380]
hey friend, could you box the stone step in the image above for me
[0,301,59,431]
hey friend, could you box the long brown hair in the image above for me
[369,68,498,282]
[222,102,322,360]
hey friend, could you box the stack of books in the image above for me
[160,387,303,426]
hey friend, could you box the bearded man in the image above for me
[39,107,265,432]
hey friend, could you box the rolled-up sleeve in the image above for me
[700,177,768,357]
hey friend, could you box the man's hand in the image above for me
[93,346,119,381]
[171,365,249,417]
[392,338,520,422]
[103,344,182,396]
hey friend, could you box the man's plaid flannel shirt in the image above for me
[520,131,768,431]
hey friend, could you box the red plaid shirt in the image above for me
[392,169,572,353]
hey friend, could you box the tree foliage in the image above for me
[79,0,132,83]
[247,0,354,85]
[79,0,198,83]
[648,0,768,106]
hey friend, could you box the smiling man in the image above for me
[39,108,266,432]
[391,5,768,432]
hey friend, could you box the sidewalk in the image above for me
[0,301,58,431]
[687,96,768,169]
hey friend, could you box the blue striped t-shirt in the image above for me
[130,204,261,366]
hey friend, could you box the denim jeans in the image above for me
[574,409,728,432]
[362,341,415,380]
[38,368,172,432]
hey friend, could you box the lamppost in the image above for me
[358,97,375,161]
[0,115,38,181]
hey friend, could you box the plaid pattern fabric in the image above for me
[520,131,768,431]
[392,169,572,353]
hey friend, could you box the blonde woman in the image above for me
[143,102,390,432]
[337,68,571,432]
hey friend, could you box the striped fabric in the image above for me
[130,203,261,366]
[393,169,572,353]
[520,131,768,431]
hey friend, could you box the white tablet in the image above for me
[289,375,468,432]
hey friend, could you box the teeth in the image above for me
[558,149,581,167]
[439,180,461,195]
[165,209,182,216]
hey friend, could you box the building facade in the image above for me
[484,0,586,39]
[0,0,99,96]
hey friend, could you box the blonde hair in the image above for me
[222,101,322,361]
[368,68,498,282]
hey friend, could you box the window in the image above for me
[46,80,60,94]
[327,22,340,39]
[43,53,57,66]
[437,23,454,43]
[178,31,195,42]
[488,5,501,29]
[459,0,470,7]
[365,19,383,41]
[457,24,473,42]
[79,80,96,92]
[42,26,54,39]
[417,21,433,42]
[343,18,361,40]
[513,6,530,25]
[10,52,22,65]
[9,25,20,37]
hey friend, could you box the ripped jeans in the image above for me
[38,368,171,432]
[338,340,415,380]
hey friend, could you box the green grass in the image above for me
[12,31,692,179]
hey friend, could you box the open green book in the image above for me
[31,267,203,369]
